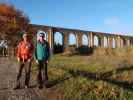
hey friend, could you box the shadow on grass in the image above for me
[101,65,133,79]
[45,76,71,88]
[63,65,133,91]
[37,65,133,91]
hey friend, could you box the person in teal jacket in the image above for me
[34,33,50,89]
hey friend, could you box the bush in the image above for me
[76,45,94,55]
[54,44,63,54]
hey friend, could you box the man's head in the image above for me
[38,33,45,42]
[23,32,29,42]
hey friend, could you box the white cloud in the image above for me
[104,17,119,26]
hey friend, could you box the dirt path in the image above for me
[0,57,45,100]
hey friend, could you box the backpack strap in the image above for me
[34,42,38,59]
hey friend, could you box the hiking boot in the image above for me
[14,85,21,90]
[24,85,30,89]
[38,85,43,89]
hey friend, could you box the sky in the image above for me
[0,0,133,45]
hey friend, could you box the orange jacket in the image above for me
[17,41,34,60]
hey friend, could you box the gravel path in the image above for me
[0,57,44,100]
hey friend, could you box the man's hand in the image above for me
[46,60,48,64]
[28,59,31,62]
[36,60,39,64]
[17,57,20,62]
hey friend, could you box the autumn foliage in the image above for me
[0,3,30,45]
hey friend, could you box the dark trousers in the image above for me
[16,61,31,86]
[37,60,48,86]
[2,47,7,57]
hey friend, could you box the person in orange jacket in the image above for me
[14,32,34,89]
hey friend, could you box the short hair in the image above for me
[23,33,28,38]
[39,33,45,37]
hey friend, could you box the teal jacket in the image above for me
[34,40,50,61]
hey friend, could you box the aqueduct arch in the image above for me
[81,34,88,46]
[30,24,133,54]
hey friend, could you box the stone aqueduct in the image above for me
[30,24,133,53]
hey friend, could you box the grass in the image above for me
[31,46,133,100]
